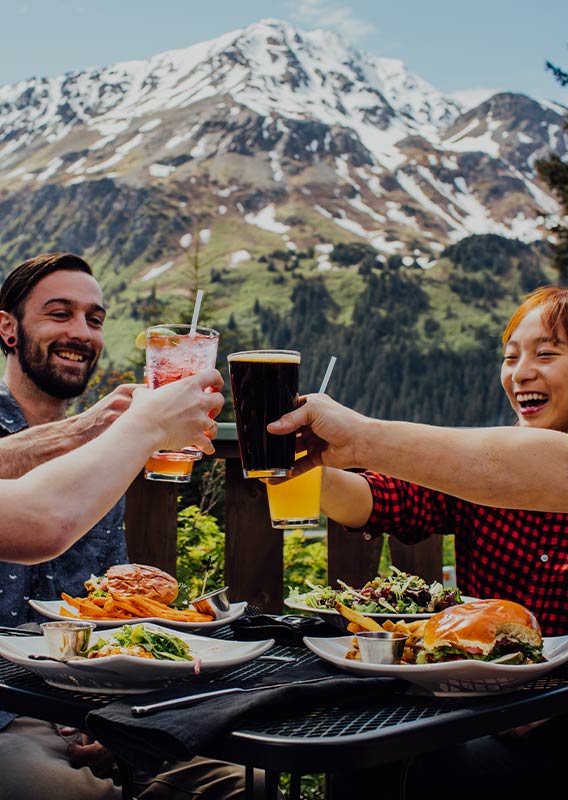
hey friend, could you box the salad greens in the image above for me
[289,566,462,615]
[86,624,194,661]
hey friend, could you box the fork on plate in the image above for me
[245,604,264,617]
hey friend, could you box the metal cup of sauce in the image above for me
[356,631,408,664]
[40,621,96,658]
[191,586,231,619]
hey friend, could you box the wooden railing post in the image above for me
[124,470,178,576]
[327,519,383,588]
[388,536,443,584]
[213,424,284,613]
[224,458,284,612]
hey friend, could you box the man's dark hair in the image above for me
[0,252,93,355]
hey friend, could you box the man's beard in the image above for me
[16,326,99,400]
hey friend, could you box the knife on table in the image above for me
[0,626,39,637]
[131,676,328,717]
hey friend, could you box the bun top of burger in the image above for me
[418,598,543,664]
[89,564,179,606]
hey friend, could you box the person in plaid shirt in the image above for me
[321,285,568,636]
[269,285,568,797]
[272,285,568,635]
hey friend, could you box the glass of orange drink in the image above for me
[143,324,219,483]
[266,454,322,528]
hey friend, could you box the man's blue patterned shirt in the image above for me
[0,380,128,729]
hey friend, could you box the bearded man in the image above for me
[0,253,136,623]
[0,253,265,800]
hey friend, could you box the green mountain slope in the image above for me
[92,232,554,428]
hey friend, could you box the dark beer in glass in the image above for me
[228,350,300,478]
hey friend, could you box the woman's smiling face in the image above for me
[501,306,568,433]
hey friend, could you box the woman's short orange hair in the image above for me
[502,285,568,347]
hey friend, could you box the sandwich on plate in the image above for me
[84,563,179,605]
[416,598,544,664]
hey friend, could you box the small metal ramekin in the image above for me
[356,631,408,664]
[40,621,96,658]
[191,586,231,619]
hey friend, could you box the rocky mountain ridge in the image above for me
[0,18,565,281]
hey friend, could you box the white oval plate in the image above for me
[0,623,274,694]
[303,634,568,696]
[285,595,477,623]
[28,599,247,631]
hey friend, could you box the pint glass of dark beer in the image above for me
[227,349,300,478]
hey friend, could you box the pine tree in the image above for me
[536,57,568,282]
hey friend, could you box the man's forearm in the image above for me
[0,383,139,477]
[1,411,160,562]
[0,416,92,478]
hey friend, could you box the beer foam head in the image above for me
[227,350,300,364]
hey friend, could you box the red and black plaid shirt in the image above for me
[358,471,568,637]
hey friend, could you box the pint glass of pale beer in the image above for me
[266,458,322,528]
[227,349,300,478]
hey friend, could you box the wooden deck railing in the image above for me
[125,423,442,612]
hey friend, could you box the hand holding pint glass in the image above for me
[265,356,336,528]
[145,324,219,482]
[227,350,300,478]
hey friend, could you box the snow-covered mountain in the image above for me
[0,18,566,271]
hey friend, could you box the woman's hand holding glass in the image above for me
[267,393,372,474]
[132,369,224,455]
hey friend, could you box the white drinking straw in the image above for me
[318,356,337,394]
[190,289,204,335]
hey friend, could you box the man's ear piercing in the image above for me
[5,336,16,347]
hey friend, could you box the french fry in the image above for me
[113,593,213,621]
[384,619,426,664]
[61,592,81,609]
[103,596,116,613]
[334,601,384,631]
[346,621,368,633]
[83,596,108,607]
[408,620,426,634]
[59,589,215,622]
[59,607,79,618]
[77,600,116,617]
[382,618,425,637]
[108,595,151,618]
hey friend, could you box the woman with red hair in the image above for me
[312,284,568,636]
[271,285,568,798]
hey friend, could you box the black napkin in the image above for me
[86,660,408,772]
[230,612,340,644]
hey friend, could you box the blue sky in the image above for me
[1,0,566,103]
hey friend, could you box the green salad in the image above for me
[289,566,462,615]
[86,624,194,661]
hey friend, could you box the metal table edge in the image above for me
[202,681,568,773]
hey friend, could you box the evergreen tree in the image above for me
[536,57,568,282]
[234,241,546,427]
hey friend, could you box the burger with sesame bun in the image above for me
[417,598,544,664]
[84,563,179,606]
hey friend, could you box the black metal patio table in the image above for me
[1,633,568,800]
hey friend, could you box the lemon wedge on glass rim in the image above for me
[135,327,180,349]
